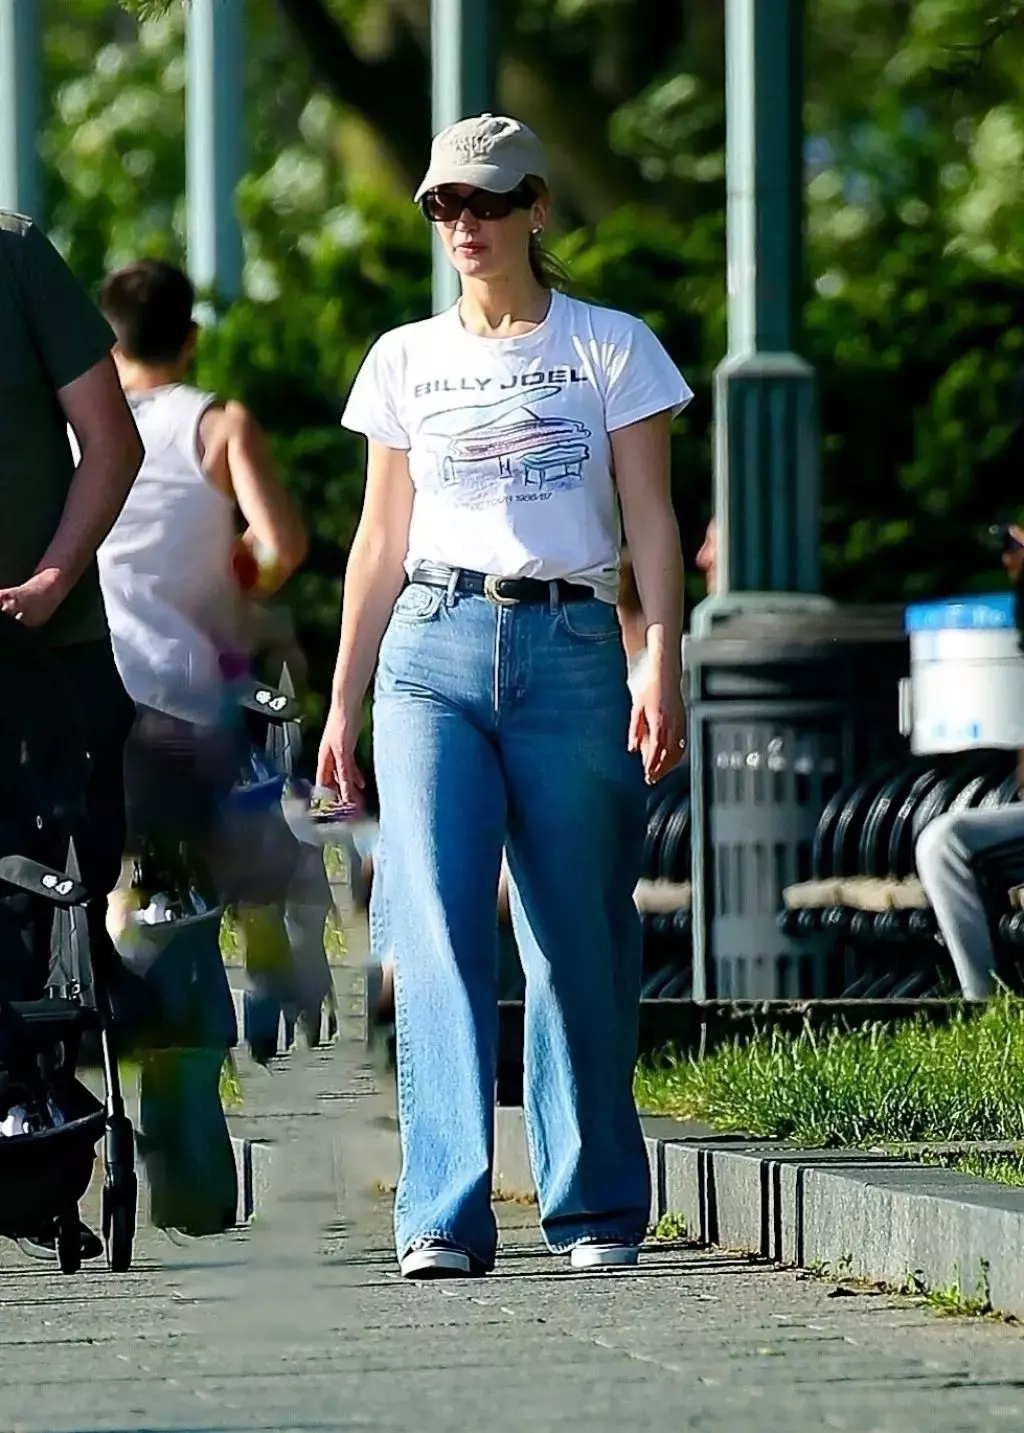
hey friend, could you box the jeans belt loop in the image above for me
[445,567,460,605]
[548,580,559,616]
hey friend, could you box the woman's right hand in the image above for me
[316,699,366,808]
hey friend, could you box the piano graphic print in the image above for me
[418,384,592,506]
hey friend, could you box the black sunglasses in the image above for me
[420,183,536,224]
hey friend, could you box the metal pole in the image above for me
[430,0,498,313]
[186,0,245,308]
[689,0,827,1002]
[708,0,820,601]
[0,0,40,221]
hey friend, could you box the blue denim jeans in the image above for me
[372,582,650,1269]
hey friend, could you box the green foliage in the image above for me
[41,2,389,709]
[219,1053,244,1111]
[42,0,187,276]
[921,1148,1024,1185]
[556,206,721,577]
[898,1263,994,1318]
[806,223,1024,600]
[49,0,1024,674]
[192,188,431,715]
[634,998,1024,1147]
[650,1211,689,1243]
[118,0,174,15]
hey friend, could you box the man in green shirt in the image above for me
[0,211,142,975]
[0,213,141,1258]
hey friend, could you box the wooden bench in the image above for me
[782,878,1024,960]
[783,876,927,913]
[634,879,691,915]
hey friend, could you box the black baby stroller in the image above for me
[0,616,136,1274]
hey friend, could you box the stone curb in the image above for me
[132,1135,274,1229]
[79,1069,275,1228]
[229,986,337,1057]
[493,1108,1024,1318]
[231,1135,275,1224]
[230,986,294,1056]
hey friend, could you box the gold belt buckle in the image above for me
[483,575,520,607]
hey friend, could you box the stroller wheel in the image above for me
[102,1177,137,1273]
[56,1210,81,1276]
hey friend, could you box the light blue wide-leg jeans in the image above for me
[373,582,649,1269]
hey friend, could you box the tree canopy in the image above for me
[35,0,1024,708]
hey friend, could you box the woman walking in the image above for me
[319,114,692,1278]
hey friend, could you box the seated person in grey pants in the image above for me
[915,525,1024,999]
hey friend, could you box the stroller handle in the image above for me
[0,856,88,908]
[237,679,301,727]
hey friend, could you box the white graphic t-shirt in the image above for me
[341,290,693,602]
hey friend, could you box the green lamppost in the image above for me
[186,0,245,308]
[688,0,831,1002]
[430,0,498,313]
[694,0,824,632]
[0,0,40,221]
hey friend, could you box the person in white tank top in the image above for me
[100,382,238,725]
[96,262,307,728]
[92,261,309,1235]
[95,257,308,926]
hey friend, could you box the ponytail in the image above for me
[524,179,572,291]
[528,235,571,291]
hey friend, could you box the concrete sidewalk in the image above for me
[1,1036,1023,1432]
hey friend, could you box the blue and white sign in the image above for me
[905,594,1016,633]
[904,594,1024,754]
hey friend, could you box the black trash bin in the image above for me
[687,606,909,999]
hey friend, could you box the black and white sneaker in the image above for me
[569,1241,640,1271]
[399,1238,477,1280]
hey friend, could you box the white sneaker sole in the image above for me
[570,1244,640,1271]
[400,1246,473,1279]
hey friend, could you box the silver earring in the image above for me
[532,227,543,236]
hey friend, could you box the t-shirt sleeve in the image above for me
[602,316,693,433]
[341,333,410,450]
[10,221,115,391]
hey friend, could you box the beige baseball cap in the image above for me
[414,114,548,202]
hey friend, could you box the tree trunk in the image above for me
[275,0,429,187]
[501,47,655,223]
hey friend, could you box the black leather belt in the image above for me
[410,565,594,607]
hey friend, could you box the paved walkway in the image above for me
[0,1025,1023,1431]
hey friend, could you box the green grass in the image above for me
[897,1263,995,1318]
[634,997,1024,1147]
[807,1258,1000,1320]
[220,909,241,965]
[649,1212,689,1243]
[216,845,354,967]
[219,1054,244,1112]
[921,1149,1024,1187]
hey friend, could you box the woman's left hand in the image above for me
[629,668,687,785]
